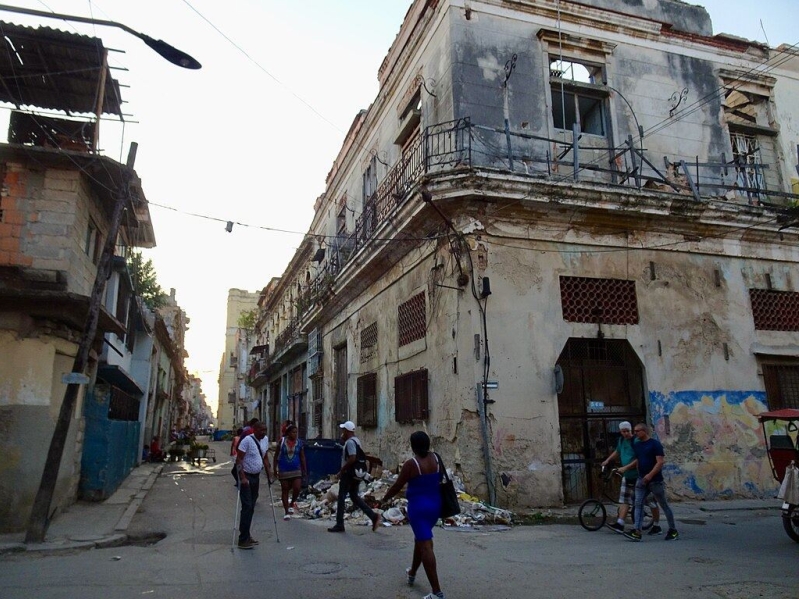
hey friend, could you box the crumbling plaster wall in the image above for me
[448,6,730,175]
[0,330,83,532]
[473,203,797,502]
[772,60,799,193]
[567,0,712,36]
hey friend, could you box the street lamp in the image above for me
[0,4,201,69]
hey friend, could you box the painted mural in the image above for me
[648,390,778,499]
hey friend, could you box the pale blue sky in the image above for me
[2,1,793,410]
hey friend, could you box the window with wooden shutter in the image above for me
[394,369,428,423]
[357,373,377,428]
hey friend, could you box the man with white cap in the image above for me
[601,421,661,535]
[328,420,382,533]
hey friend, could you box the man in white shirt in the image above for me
[235,422,273,549]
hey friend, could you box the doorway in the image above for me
[556,338,647,503]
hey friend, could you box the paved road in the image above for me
[1,452,798,599]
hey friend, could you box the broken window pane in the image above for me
[550,59,600,84]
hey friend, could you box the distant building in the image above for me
[249,0,799,508]
[217,288,260,433]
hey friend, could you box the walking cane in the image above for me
[231,490,241,552]
[265,473,281,543]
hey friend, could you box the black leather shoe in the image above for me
[327,525,345,532]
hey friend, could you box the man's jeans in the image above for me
[336,474,377,527]
[239,473,260,542]
[634,479,675,531]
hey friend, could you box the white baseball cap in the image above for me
[619,421,632,431]
[339,421,356,432]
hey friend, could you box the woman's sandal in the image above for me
[405,567,415,586]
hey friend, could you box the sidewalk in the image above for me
[0,462,163,555]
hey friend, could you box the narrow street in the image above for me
[1,441,797,599]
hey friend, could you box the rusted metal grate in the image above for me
[109,387,139,421]
[763,364,799,410]
[360,322,378,364]
[750,289,799,331]
[559,276,639,325]
[357,373,378,427]
[398,292,426,347]
[394,369,428,423]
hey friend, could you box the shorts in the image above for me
[619,478,657,508]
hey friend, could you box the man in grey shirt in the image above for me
[328,421,381,533]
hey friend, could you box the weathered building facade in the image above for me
[0,24,190,528]
[252,0,799,508]
[217,288,260,433]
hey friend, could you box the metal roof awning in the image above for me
[98,364,143,397]
[0,21,123,115]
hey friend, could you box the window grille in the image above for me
[109,387,139,421]
[360,322,378,363]
[357,373,378,427]
[750,289,799,331]
[559,276,639,325]
[394,369,428,423]
[763,364,799,410]
[398,292,426,347]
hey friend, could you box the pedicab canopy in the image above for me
[757,409,799,422]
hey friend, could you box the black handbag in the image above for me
[435,452,461,519]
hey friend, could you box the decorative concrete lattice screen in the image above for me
[398,292,426,346]
[360,322,378,364]
[559,276,639,325]
[357,373,377,427]
[750,289,799,331]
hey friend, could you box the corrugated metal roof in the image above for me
[0,21,122,115]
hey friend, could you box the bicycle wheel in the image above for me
[632,504,655,530]
[578,499,606,531]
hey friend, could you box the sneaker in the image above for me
[406,567,416,586]
[606,522,625,534]
[283,514,291,521]
[665,528,679,541]
[237,538,255,550]
[327,525,345,532]
[248,537,259,545]
[288,507,294,514]
[624,529,642,542]
[422,593,445,599]
[372,514,383,532]
[648,525,663,536]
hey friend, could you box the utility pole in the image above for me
[26,144,137,543]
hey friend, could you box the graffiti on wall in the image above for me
[648,390,776,499]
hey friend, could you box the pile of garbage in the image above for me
[287,469,514,527]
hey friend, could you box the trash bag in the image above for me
[778,463,799,505]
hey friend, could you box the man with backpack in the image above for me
[328,421,382,533]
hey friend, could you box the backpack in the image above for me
[350,439,372,482]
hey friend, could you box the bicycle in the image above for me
[578,466,654,531]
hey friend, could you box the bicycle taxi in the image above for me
[758,408,799,543]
